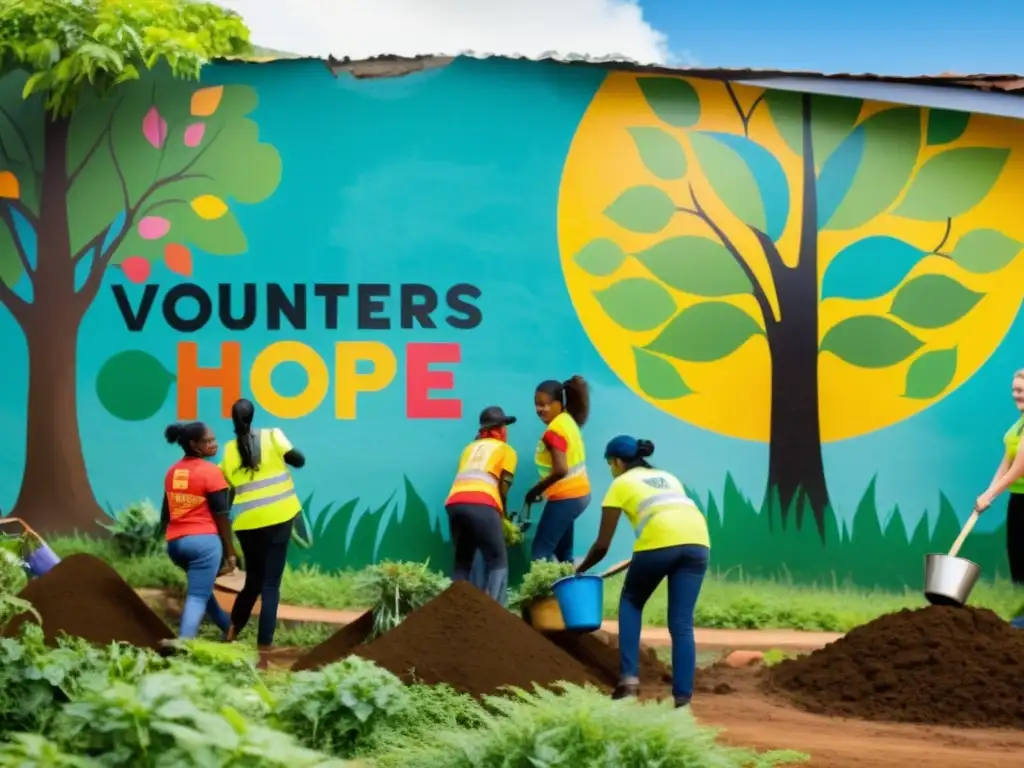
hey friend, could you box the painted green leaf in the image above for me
[0,72,43,215]
[594,278,677,331]
[949,229,1023,274]
[628,127,687,180]
[820,316,923,368]
[633,347,693,400]
[764,91,863,166]
[637,77,701,128]
[96,350,176,421]
[821,108,921,231]
[889,274,983,329]
[689,132,790,239]
[893,147,1010,221]
[635,236,752,296]
[604,186,677,234]
[904,348,958,400]
[645,301,763,362]
[573,238,627,276]
[926,109,970,146]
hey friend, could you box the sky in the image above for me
[219,0,1021,77]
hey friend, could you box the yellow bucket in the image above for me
[528,597,566,632]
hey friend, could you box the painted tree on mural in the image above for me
[0,1,281,532]
[576,78,1018,538]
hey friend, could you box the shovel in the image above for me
[923,510,982,607]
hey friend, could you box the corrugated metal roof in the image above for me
[221,50,1024,94]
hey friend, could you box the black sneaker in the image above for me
[612,682,640,700]
[674,696,691,709]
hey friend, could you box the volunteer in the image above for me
[975,369,1024,629]
[220,399,306,663]
[525,375,591,562]
[576,436,710,708]
[160,421,236,639]
[445,406,518,605]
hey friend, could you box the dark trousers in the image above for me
[530,494,591,563]
[231,516,293,646]
[620,543,709,702]
[447,503,508,605]
[1008,494,1024,585]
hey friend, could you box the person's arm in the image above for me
[525,432,569,501]
[499,471,514,514]
[269,428,305,469]
[205,468,237,571]
[989,455,1011,489]
[978,450,1024,511]
[498,446,518,515]
[158,495,170,537]
[284,448,306,468]
[576,506,622,574]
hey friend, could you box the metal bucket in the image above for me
[924,553,981,606]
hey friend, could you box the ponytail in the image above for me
[562,375,590,427]
[231,398,260,473]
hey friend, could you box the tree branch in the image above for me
[0,200,35,277]
[725,82,766,137]
[66,97,124,190]
[685,184,777,327]
[0,277,29,324]
[932,217,953,257]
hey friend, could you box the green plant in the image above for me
[371,683,807,767]
[510,560,576,608]
[355,561,451,638]
[99,500,163,558]
[270,657,408,757]
[0,544,28,595]
[502,517,524,547]
[0,733,99,767]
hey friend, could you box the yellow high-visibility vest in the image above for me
[220,428,301,531]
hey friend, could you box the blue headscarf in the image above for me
[604,435,640,460]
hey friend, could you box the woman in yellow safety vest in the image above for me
[220,398,306,663]
[975,369,1024,629]
[576,435,710,708]
[445,406,518,605]
[524,375,591,562]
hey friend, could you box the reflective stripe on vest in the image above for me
[634,492,697,539]
[453,469,499,487]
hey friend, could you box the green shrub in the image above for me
[99,500,163,558]
[354,560,450,638]
[372,683,808,768]
[509,560,576,608]
[0,733,99,767]
[270,656,408,757]
[0,545,27,596]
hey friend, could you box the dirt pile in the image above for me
[2,553,174,649]
[769,605,1024,727]
[294,581,604,697]
[292,610,374,672]
[548,629,672,688]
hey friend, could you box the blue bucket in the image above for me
[25,543,61,578]
[551,574,604,632]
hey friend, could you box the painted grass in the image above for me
[50,535,1024,632]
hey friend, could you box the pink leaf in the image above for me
[138,216,170,240]
[121,256,151,284]
[142,106,168,149]
[183,122,206,148]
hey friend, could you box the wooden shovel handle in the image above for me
[599,558,632,579]
[948,511,979,558]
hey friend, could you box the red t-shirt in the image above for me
[164,457,228,541]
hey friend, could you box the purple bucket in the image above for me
[25,544,60,577]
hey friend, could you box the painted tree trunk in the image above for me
[765,92,830,539]
[8,116,104,534]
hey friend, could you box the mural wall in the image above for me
[2,57,1023,588]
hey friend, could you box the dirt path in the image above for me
[137,588,842,651]
[692,666,1024,768]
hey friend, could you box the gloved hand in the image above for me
[524,489,543,505]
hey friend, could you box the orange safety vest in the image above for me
[445,438,518,512]
[535,412,590,500]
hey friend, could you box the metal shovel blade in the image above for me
[924,553,981,607]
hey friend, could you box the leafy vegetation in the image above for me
[354,561,451,639]
[510,561,577,608]
[99,500,163,558]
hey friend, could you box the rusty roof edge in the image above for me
[216,51,1024,92]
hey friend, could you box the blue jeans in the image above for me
[167,534,231,639]
[531,495,591,562]
[619,544,709,701]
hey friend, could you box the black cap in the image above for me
[479,405,517,429]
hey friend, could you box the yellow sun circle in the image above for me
[558,72,1024,442]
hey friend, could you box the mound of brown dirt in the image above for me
[769,605,1024,727]
[292,610,374,672]
[296,581,604,698]
[548,629,672,687]
[2,553,173,649]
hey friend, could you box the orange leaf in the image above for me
[164,243,193,276]
[0,171,20,200]
[190,86,224,117]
